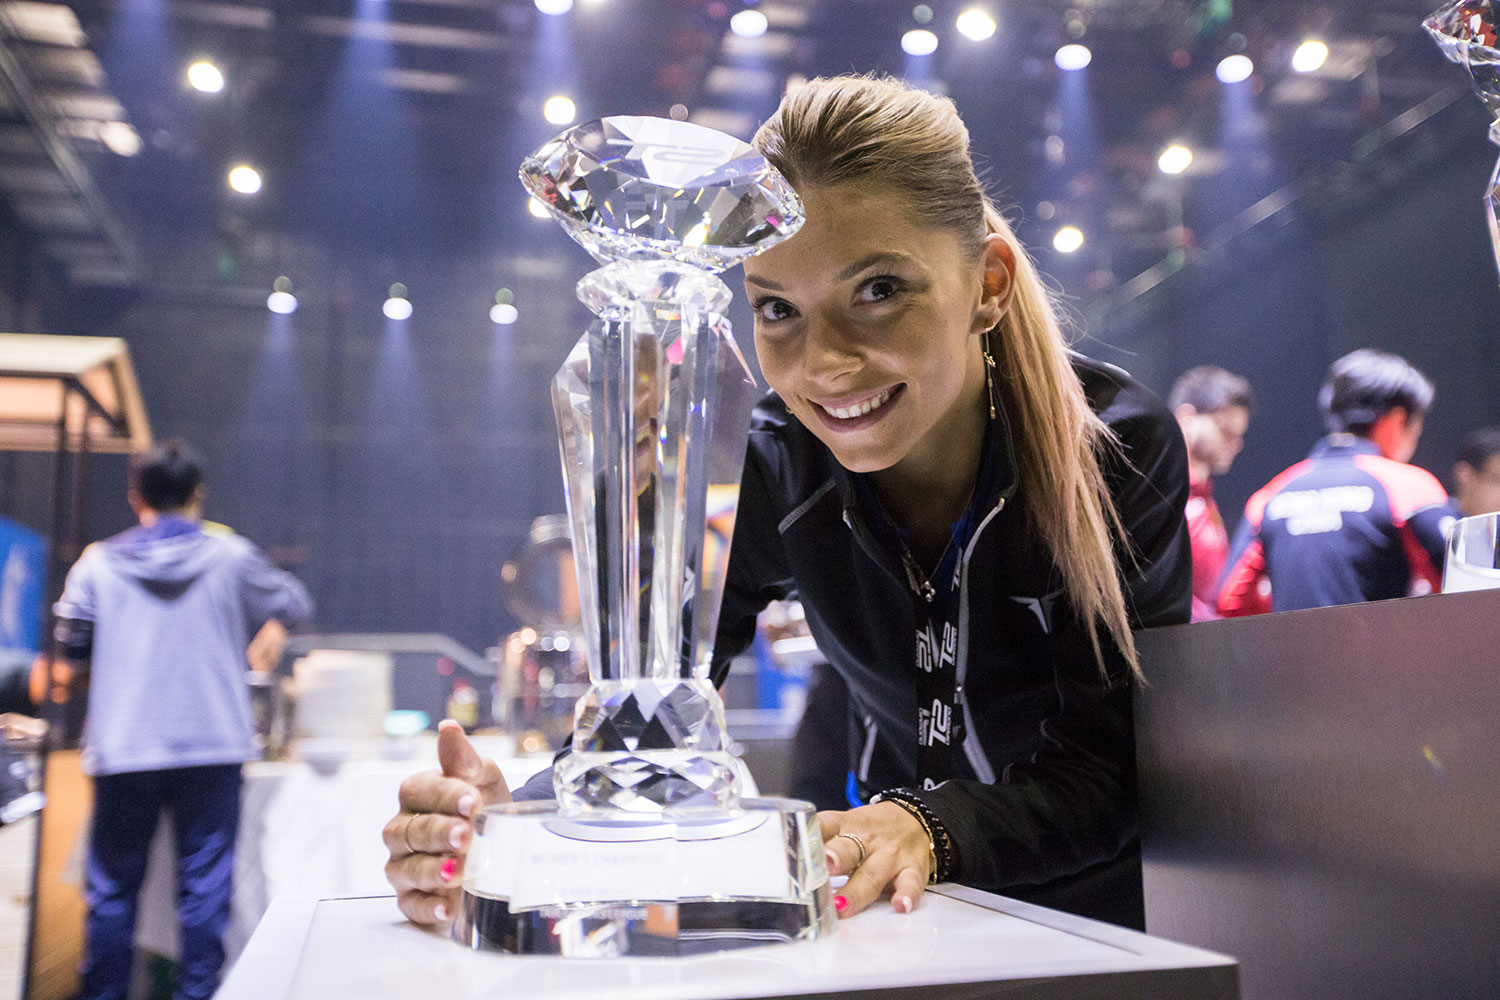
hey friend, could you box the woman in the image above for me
[384,75,1190,930]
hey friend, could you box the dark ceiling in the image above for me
[0,0,1487,306]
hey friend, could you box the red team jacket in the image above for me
[1217,436,1455,616]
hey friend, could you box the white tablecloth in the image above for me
[135,736,550,965]
[135,737,759,967]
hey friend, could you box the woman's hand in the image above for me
[819,801,932,918]
[383,720,512,927]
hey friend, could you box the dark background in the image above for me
[1,0,1496,654]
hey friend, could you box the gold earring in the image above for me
[982,328,999,420]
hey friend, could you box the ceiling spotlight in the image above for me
[384,283,412,320]
[527,196,551,219]
[186,61,225,94]
[1292,39,1329,73]
[490,303,520,325]
[1055,44,1092,70]
[902,29,939,56]
[912,4,934,24]
[534,0,572,14]
[227,164,262,194]
[730,9,768,37]
[1157,144,1193,175]
[543,95,576,125]
[99,121,142,157]
[1216,54,1254,84]
[955,9,996,41]
[1053,226,1084,254]
[267,277,298,315]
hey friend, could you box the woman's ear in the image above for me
[975,234,1017,333]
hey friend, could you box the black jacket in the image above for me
[711,354,1191,924]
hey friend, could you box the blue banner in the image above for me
[0,516,46,653]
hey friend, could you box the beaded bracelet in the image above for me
[871,789,954,884]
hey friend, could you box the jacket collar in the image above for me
[1309,434,1383,460]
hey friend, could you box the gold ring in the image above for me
[834,832,868,868]
[403,815,419,857]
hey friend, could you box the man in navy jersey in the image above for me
[1218,349,1455,616]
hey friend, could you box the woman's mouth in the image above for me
[811,385,904,432]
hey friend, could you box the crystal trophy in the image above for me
[1426,0,1500,281]
[451,117,836,957]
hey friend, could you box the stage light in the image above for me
[1055,44,1091,70]
[912,5,933,24]
[383,283,412,320]
[730,9,767,37]
[543,95,576,125]
[490,303,519,324]
[99,122,141,157]
[187,60,224,94]
[1158,144,1193,174]
[1216,54,1253,83]
[267,275,297,315]
[527,196,550,219]
[534,0,572,14]
[669,103,689,120]
[902,29,938,56]
[955,9,996,41]
[1053,226,1084,253]
[227,164,262,194]
[1292,39,1328,73]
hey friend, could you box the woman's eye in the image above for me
[856,276,903,303]
[754,298,796,322]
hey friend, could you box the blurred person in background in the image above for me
[1218,349,1454,616]
[1168,366,1252,621]
[1452,426,1500,518]
[53,439,312,1000]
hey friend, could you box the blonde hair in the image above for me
[753,75,1139,678]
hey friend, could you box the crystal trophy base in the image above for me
[453,798,835,957]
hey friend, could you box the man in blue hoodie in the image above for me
[53,439,312,1000]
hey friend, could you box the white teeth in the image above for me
[826,387,893,420]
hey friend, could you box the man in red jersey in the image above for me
[1218,350,1455,616]
[1169,367,1252,621]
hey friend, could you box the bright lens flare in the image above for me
[902,29,939,56]
[527,197,550,219]
[267,291,298,315]
[955,9,996,41]
[1216,54,1254,83]
[227,165,261,194]
[187,61,224,93]
[534,0,572,14]
[1054,44,1092,70]
[730,10,768,37]
[490,303,520,325]
[543,95,576,125]
[383,296,413,320]
[1158,145,1193,175]
[1292,39,1328,73]
[1053,226,1084,253]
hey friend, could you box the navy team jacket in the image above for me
[1217,435,1454,616]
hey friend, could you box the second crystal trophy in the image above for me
[451,117,836,957]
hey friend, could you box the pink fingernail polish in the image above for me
[440,858,457,882]
[833,894,849,913]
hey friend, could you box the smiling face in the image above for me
[742,181,1013,479]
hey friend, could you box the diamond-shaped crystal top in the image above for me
[520,116,804,273]
[1427,0,1500,121]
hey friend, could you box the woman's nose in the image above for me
[800,317,861,383]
